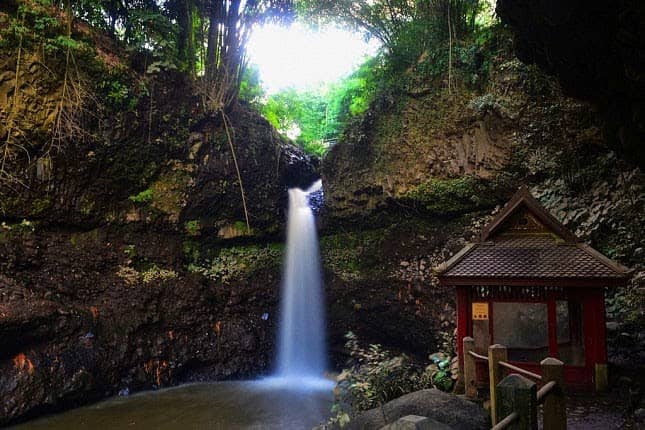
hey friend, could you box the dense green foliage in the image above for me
[3,0,293,110]
[260,59,379,156]
[299,0,482,47]
[259,1,497,156]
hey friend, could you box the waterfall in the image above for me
[275,179,327,382]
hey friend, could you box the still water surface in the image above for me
[11,380,333,430]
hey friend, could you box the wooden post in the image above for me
[541,357,566,430]
[497,374,538,430]
[489,344,508,425]
[595,363,608,392]
[598,289,609,391]
[463,337,477,399]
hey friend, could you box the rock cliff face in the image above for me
[496,0,644,158]
[0,228,280,425]
[322,50,558,223]
[181,105,319,234]
[0,13,317,232]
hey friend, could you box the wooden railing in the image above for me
[463,337,567,430]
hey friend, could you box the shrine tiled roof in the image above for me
[436,186,630,284]
[441,234,626,280]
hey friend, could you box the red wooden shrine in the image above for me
[437,187,630,391]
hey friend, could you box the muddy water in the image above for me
[10,381,333,430]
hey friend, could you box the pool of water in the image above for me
[10,379,334,430]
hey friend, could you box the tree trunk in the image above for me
[206,3,221,83]
[178,0,195,76]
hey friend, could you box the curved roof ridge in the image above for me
[480,186,579,243]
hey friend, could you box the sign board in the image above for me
[472,302,489,320]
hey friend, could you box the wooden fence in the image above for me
[463,337,567,430]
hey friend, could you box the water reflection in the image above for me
[11,381,333,430]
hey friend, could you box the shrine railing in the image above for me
[463,337,567,430]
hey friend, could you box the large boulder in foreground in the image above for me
[348,389,488,430]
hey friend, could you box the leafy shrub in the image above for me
[182,240,201,264]
[0,220,36,241]
[123,244,137,259]
[116,263,177,285]
[141,265,178,284]
[116,265,140,286]
[328,332,456,428]
[189,244,282,284]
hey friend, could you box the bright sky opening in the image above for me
[247,23,380,94]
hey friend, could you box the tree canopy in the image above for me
[258,0,493,156]
[2,0,496,159]
[61,0,295,111]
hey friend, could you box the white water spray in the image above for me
[275,179,327,382]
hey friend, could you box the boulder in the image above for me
[380,415,454,430]
[348,389,488,430]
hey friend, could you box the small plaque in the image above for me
[472,302,489,320]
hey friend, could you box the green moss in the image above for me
[184,220,201,236]
[128,167,191,222]
[189,244,283,284]
[129,188,154,204]
[233,220,247,231]
[182,240,201,264]
[405,176,493,215]
[321,230,386,279]
[30,198,51,216]
[149,169,190,219]
[232,220,253,235]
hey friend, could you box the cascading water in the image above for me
[275,179,327,383]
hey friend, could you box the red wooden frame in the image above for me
[456,285,606,392]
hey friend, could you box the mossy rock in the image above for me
[404,176,500,216]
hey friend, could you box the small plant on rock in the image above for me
[141,264,178,284]
[184,220,201,236]
[328,332,456,428]
[129,188,154,204]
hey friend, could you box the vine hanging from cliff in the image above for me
[0,1,95,192]
[221,110,251,231]
[49,0,93,157]
[1,7,27,189]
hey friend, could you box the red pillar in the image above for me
[547,299,558,356]
[456,286,470,367]
[584,288,609,390]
